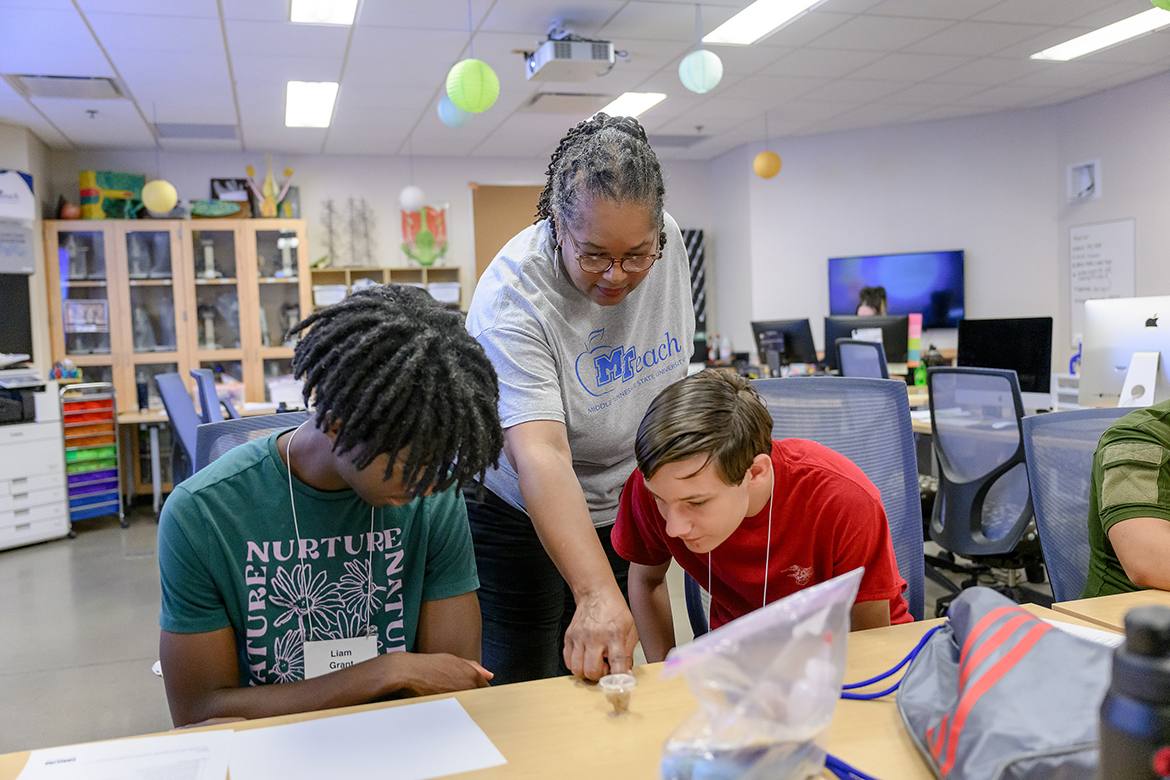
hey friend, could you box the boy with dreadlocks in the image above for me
[157,285,503,727]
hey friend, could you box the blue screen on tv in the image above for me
[828,250,965,329]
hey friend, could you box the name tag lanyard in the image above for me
[286,421,379,678]
[709,468,775,615]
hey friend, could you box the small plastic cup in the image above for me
[598,673,636,715]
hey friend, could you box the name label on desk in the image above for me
[303,635,378,679]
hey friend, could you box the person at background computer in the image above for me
[612,370,911,662]
[1082,399,1170,598]
[856,286,888,316]
[465,113,695,684]
[157,286,504,727]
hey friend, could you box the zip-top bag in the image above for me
[897,588,1114,780]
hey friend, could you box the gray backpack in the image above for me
[896,588,1112,780]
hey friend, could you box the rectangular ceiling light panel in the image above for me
[703,0,828,46]
[598,92,666,119]
[289,0,358,25]
[285,81,339,127]
[1032,8,1170,61]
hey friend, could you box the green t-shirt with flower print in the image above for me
[158,429,479,686]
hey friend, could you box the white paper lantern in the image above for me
[679,49,723,94]
[399,185,426,212]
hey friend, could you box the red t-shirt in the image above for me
[613,439,911,629]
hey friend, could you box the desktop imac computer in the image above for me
[1080,296,1170,407]
[751,319,818,376]
[823,315,909,373]
[958,317,1053,411]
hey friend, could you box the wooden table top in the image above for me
[0,605,1113,780]
[117,407,278,425]
[1052,589,1170,632]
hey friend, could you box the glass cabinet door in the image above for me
[255,229,302,348]
[57,230,111,357]
[125,230,179,354]
[189,229,242,351]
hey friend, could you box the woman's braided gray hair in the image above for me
[535,113,666,247]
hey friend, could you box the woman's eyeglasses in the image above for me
[561,226,661,274]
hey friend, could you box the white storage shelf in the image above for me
[0,420,70,551]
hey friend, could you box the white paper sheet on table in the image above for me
[229,698,507,780]
[16,730,232,780]
[1043,619,1124,648]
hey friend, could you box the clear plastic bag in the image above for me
[659,568,863,780]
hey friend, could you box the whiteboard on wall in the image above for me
[1070,219,1135,347]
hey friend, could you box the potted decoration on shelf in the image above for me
[401,203,448,267]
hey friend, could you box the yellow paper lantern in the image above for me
[753,151,782,179]
[142,179,178,213]
[446,59,500,113]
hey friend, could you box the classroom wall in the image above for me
[0,122,50,374]
[710,68,1170,371]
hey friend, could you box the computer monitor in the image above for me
[958,317,1053,402]
[828,250,965,328]
[751,319,818,375]
[0,275,33,360]
[1079,296,1170,407]
[823,315,909,372]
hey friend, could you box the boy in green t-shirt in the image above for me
[158,285,504,727]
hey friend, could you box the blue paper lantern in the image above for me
[438,95,471,128]
[679,49,723,94]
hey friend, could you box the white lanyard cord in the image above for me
[709,467,775,615]
[285,421,376,640]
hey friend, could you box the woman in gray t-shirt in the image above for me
[465,114,695,684]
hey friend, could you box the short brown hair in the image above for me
[635,369,773,485]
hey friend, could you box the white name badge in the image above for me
[303,636,379,679]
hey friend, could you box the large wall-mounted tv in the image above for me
[828,250,965,329]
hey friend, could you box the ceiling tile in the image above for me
[32,95,154,147]
[1059,30,1170,65]
[331,86,434,124]
[147,101,238,125]
[615,38,692,72]
[598,2,737,43]
[809,101,926,133]
[220,0,284,22]
[363,0,494,31]
[112,48,232,93]
[865,0,1002,21]
[77,0,217,17]
[346,26,469,76]
[1011,58,1139,89]
[932,57,1049,85]
[470,112,576,157]
[971,0,1117,26]
[904,20,1052,56]
[956,82,1066,108]
[882,80,988,105]
[697,43,793,75]
[0,78,71,147]
[762,48,886,78]
[232,54,344,85]
[796,78,909,102]
[1071,0,1160,30]
[479,0,623,37]
[0,7,115,77]
[847,52,974,81]
[756,11,859,48]
[911,103,990,122]
[87,13,224,52]
[806,14,953,52]
[715,74,829,103]
[224,19,350,58]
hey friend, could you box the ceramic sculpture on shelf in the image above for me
[200,238,221,279]
[245,154,294,218]
[149,232,171,278]
[281,302,300,348]
[276,233,298,277]
[64,236,89,280]
[198,304,218,350]
[127,233,151,279]
[132,305,159,351]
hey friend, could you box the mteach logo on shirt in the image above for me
[575,328,686,402]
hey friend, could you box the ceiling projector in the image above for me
[525,37,616,81]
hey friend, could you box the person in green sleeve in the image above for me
[157,284,504,727]
[1082,399,1170,598]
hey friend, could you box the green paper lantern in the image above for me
[679,49,723,94]
[446,59,500,114]
[1154,0,1170,10]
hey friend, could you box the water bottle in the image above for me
[1098,605,1170,779]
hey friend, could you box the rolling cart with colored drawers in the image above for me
[60,383,124,530]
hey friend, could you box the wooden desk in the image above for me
[0,606,1109,780]
[1053,590,1170,632]
[906,386,928,408]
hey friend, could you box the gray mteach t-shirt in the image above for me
[467,214,695,527]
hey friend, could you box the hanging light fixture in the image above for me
[679,5,723,94]
[753,111,781,179]
[446,0,499,113]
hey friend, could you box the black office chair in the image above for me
[836,338,889,379]
[925,367,1045,616]
[155,373,201,485]
[190,368,240,423]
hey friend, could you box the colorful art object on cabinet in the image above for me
[142,179,178,214]
[190,200,245,219]
[79,171,144,219]
[401,206,447,267]
[55,196,82,220]
[245,155,294,218]
[50,360,82,381]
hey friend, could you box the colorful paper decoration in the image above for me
[79,171,144,219]
[142,180,178,214]
[402,206,448,267]
[446,59,499,113]
[753,151,782,179]
[438,95,471,128]
[245,154,294,218]
[907,313,923,367]
[679,49,723,94]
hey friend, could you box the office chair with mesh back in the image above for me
[1022,407,1132,603]
[195,411,311,471]
[190,368,240,423]
[155,373,201,484]
[836,338,890,379]
[926,367,1045,615]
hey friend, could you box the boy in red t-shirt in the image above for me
[612,369,911,662]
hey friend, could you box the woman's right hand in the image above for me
[563,587,638,681]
